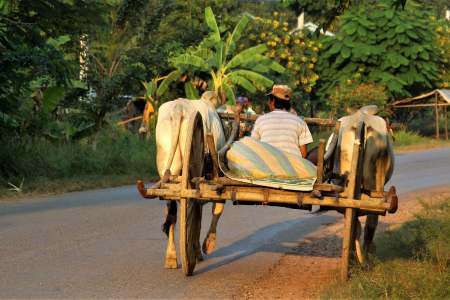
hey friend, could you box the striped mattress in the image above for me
[224,137,317,191]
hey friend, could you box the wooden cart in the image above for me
[137,111,398,280]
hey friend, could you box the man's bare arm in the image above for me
[299,145,307,158]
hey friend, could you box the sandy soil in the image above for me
[236,186,450,300]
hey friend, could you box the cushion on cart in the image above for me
[225,137,316,191]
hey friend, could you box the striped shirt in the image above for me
[251,110,313,156]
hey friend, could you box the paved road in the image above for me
[1,148,449,298]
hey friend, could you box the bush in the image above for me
[329,82,388,118]
[0,127,157,191]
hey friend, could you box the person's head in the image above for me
[237,96,249,109]
[267,85,292,111]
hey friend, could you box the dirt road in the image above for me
[1,147,449,298]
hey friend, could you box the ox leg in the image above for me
[354,218,365,265]
[163,201,178,269]
[195,204,204,262]
[202,202,224,255]
[363,214,378,254]
[362,158,383,255]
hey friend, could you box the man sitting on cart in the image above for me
[226,85,317,181]
[251,85,313,158]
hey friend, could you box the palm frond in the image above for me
[230,69,273,90]
[171,53,209,72]
[222,82,236,104]
[224,13,250,59]
[184,81,200,100]
[227,73,257,93]
[157,70,181,97]
[246,58,285,74]
[225,44,268,70]
[205,7,220,44]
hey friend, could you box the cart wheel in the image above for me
[341,122,365,280]
[179,112,204,276]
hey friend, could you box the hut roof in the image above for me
[391,89,450,107]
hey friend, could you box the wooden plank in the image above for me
[392,103,450,108]
[391,90,437,106]
[341,207,355,281]
[346,140,361,198]
[117,115,143,126]
[445,105,448,140]
[195,177,344,192]
[436,93,440,139]
[142,187,390,213]
[218,112,336,127]
[313,183,344,192]
[316,139,325,184]
[340,121,363,280]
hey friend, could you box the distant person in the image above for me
[236,96,256,137]
[236,96,256,115]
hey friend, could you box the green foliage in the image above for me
[329,82,388,117]
[414,0,450,19]
[321,199,450,299]
[86,0,151,129]
[164,7,284,103]
[0,127,157,188]
[135,0,275,84]
[282,0,409,31]
[318,2,440,99]
[433,18,450,88]
[0,0,109,136]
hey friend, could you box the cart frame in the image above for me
[137,111,398,280]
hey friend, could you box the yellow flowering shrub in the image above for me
[243,12,321,94]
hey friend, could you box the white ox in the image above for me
[156,91,226,269]
[336,105,394,258]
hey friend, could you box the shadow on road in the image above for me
[195,213,339,275]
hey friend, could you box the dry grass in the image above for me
[320,198,450,300]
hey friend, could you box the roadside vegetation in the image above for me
[394,130,450,152]
[0,128,157,198]
[321,198,450,299]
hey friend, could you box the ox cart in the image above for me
[137,111,398,280]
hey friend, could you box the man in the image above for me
[251,85,313,158]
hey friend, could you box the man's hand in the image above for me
[299,145,307,158]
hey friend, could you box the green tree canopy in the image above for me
[163,7,285,103]
[317,1,440,100]
[281,0,408,32]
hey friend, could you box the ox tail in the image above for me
[161,108,183,183]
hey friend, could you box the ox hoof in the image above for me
[202,233,216,255]
[164,257,178,269]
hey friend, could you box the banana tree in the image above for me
[138,74,175,135]
[163,7,285,104]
